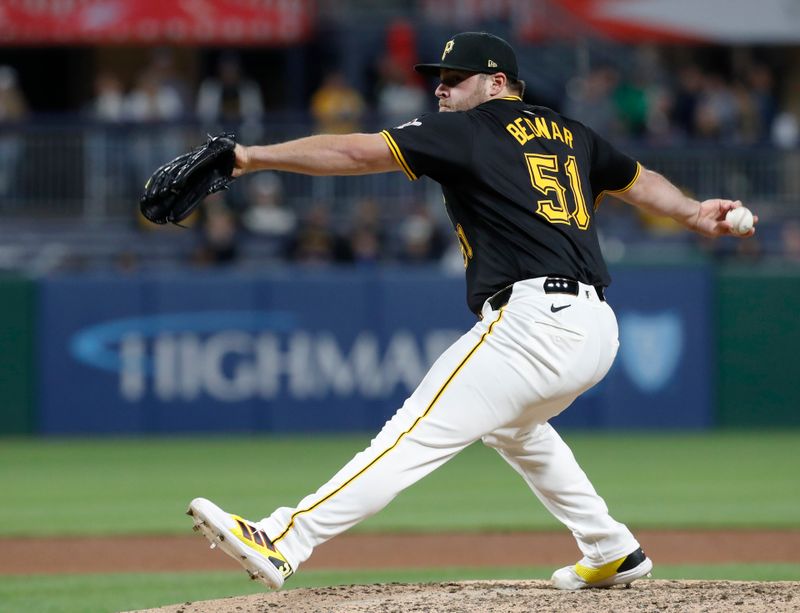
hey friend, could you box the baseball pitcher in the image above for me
[176,32,757,591]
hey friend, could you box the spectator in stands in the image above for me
[396,206,446,264]
[670,64,705,140]
[614,52,670,142]
[86,71,128,203]
[346,223,382,266]
[289,203,351,264]
[125,69,184,122]
[126,68,185,193]
[0,65,27,200]
[375,19,428,124]
[563,65,620,138]
[746,63,778,143]
[375,58,428,125]
[0,65,26,120]
[383,18,419,77]
[310,71,366,134]
[197,52,264,136]
[694,73,738,142]
[732,79,761,144]
[309,71,367,203]
[193,195,240,266]
[241,172,297,258]
[772,110,799,149]
[344,197,386,265]
[91,72,126,121]
[632,46,671,138]
[148,47,192,112]
[613,71,649,138]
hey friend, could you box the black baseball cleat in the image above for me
[551,547,653,589]
[187,497,293,589]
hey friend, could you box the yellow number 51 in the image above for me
[525,154,590,230]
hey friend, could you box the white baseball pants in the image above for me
[260,277,640,570]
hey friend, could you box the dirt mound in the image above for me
[127,580,799,613]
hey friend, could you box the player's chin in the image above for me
[438,105,455,112]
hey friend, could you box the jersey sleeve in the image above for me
[381,112,474,182]
[586,128,641,207]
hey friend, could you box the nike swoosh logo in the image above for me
[550,304,571,313]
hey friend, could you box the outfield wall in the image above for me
[0,274,35,435]
[0,265,796,434]
[717,267,800,427]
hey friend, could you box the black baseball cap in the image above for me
[415,32,519,81]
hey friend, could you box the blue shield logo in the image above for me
[619,312,683,393]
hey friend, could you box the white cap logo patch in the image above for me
[488,60,497,68]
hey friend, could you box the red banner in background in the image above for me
[0,0,314,45]
[420,0,800,44]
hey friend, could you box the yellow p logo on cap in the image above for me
[441,40,454,60]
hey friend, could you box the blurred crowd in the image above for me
[81,48,800,150]
[562,47,799,148]
[189,175,452,270]
[0,26,799,271]
[0,29,793,146]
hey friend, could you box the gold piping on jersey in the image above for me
[455,223,473,268]
[272,308,507,544]
[594,161,642,210]
[500,96,522,101]
[380,130,418,181]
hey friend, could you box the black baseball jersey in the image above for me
[381,96,640,315]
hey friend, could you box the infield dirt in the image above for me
[128,580,799,613]
[0,529,797,574]
[3,530,798,612]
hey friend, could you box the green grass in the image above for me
[1,433,797,612]
[1,432,799,536]
[1,564,798,613]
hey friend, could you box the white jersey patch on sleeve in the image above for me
[396,118,422,129]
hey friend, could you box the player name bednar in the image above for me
[506,114,574,149]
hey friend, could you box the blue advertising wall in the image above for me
[552,265,713,430]
[37,266,712,434]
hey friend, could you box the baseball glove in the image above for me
[140,133,237,225]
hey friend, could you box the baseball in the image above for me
[726,207,754,235]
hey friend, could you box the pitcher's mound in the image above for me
[128,579,799,613]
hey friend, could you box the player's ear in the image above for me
[489,73,506,95]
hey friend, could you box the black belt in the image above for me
[487,277,605,311]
